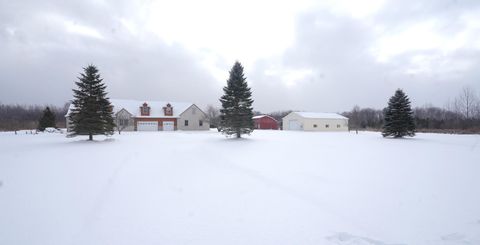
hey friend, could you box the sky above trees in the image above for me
[1,0,480,112]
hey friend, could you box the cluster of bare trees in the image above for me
[447,87,480,120]
[205,105,221,128]
[4,86,478,133]
[0,103,69,131]
[345,87,480,133]
[343,106,384,130]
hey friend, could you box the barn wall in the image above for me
[254,117,279,130]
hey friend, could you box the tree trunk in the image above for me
[89,133,93,141]
[236,130,241,138]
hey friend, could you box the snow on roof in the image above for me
[253,115,278,121]
[293,112,348,119]
[66,99,194,118]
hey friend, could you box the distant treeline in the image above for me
[260,87,480,134]
[2,87,479,133]
[344,87,480,133]
[0,103,69,131]
[343,106,479,133]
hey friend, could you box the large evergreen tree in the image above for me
[219,61,254,138]
[382,89,416,138]
[37,107,56,131]
[68,65,115,140]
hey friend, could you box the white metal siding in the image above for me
[288,120,302,130]
[282,112,349,131]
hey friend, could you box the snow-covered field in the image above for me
[0,130,479,245]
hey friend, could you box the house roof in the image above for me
[66,99,194,118]
[291,112,348,119]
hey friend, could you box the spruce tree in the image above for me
[38,107,56,131]
[68,65,115,140]
[219,61,254,138]
[382,89,416,138]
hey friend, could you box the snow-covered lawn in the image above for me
[0,130,479,245]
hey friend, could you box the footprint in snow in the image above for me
[441,233,470,243]
[326,232,405,245]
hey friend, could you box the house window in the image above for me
[185,120,189,126]
[163,103,173,116]
[199,120,203,126]
[313,124,317,128]
[337,124,341,128]
[140,103,150,116]
[325,124,330,128]
[120,119,129,126]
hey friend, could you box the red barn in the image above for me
[253,115,279,130]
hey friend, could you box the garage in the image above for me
[162,121,174,131]
[288,120,302,130]
[282,112,349,131]
[137,121,158,131]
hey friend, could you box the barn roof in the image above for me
[293,112,348,119]
[66,99,194,118]
[252,115,278,121]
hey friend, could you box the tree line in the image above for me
[2,62,478,136]
[0,103,69,131]
[343,87,480,133]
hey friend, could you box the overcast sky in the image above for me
[1,0,480,113]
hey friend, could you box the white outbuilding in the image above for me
[282,112,349,131]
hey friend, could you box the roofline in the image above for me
[116,108,133,116]
[178,103,207,117]
[133,116,180,118]
[284,111,348,120]
[253,115,278,122]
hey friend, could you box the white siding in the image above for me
[115,109,135,131]
[282,112,349,131]
[177,105,210,130]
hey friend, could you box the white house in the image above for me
[66,99,209,131]
[282,112,349,131]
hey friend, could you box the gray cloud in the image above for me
[0,0,220,107]
[249,1,480,112]
[1,0,480,113]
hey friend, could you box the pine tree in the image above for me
[38,107,56,131]
[219,61,254,138]
[68,65,115,140]
[382,89,416,138]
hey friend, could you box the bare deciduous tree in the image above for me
[205,105,220,128]
[115,114,130,134]
[454,86,478,119]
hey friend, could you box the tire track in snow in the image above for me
[207,153,380,239]
[470,135,480,151]
[72,153,134,244]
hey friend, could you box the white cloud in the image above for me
[64,20,104,39]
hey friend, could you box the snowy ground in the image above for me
[0,130,479,245]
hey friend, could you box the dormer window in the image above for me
[163,103,173,116]
[140,102,150,116]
